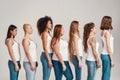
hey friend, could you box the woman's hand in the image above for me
[62,64,66,71]
[78,61,82,68]
[48,61,53,68]
[111,60,115,67]
[97,60,101,68]
[31,63,35,71]
[15,64,19,71]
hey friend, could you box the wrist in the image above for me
[14,63,18,66]
[78,60,82,63]
[62,63,65,66]
[111,60,114,63]
[48,60,52,63]
[30,62,34,66]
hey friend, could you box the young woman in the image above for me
[5,25,21,80]
[51,24,73,80]
[37,16,53,80]
[100,16,115,80]
[83,22,101,80]
[68,21,83,80]
[22,24,38,80]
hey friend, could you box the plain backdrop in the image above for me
[0,0,120,80]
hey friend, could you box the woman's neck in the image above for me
[45,28,49,33]
[24,33,30,39]
[89,32,94,37]
[10,35,15,40]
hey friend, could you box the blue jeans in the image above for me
[101,54,111,80]
[40,52,53,80]
[23,62,36,80]
[52,60,73,80]
[86,60,97,80]
[72,55,82,80]
[8,60,21,80]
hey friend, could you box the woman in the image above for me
[37,16,53,80]
[22,24,38,80]
[5,25,21,80]
[100,16,115,80]
[68,21,83,80]
[83,22,101,80]
[51,24,73,80]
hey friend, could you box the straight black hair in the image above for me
[5,25,17,42]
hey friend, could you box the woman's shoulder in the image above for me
[41,32,49,39]
[89,36,96,44]
[22,38,30,45]
[5,38,14,45]
[6,38,14,42]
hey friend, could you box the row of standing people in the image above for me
[5,16,114,80]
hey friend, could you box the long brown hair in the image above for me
[51,24,62,48]
[83,22,95,53]
[5,25,17,44]
[100,16,113,30]
[68,21,80,62]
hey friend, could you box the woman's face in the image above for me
[61,27,64,36]
[11,28,17,36]
[74,24,80,32]
[27,25,33,34]
[91,26,97,34]
[47,20,52,30]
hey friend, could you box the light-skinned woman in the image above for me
[100,16,115,80]
[68,21,83,80]
[51,24,73,80]
[83,22,101,80]
[22,24,38,80]
[5,25,21,80]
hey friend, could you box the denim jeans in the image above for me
[52,60,73,80]
[8,60,20,80]
[23,62,36,80]
[101,54,111,80]
[86,60,97,80]
[72,55,82,80]
[40,52,53,80]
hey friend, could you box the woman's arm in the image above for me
[6,39,19,71]
[73,36,82,68]
[18,43,21,61]
[41,32,52,68]
[105,32,114,67]
[53,40,66,71]
[22,39,35,71]
[90,37,101,68]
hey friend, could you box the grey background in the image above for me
[0,0,120,80]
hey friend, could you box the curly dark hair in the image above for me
[37,16,53,35]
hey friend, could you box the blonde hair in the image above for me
[68,21,80,62]
[23,24,31,32]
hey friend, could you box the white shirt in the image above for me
[52,39,69,61]
[24,40,37,62]
[10,41,20,61]
[73,38,83,57]
[86,37,99,61]
[42,34,52,53]
[101,31,114,54]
